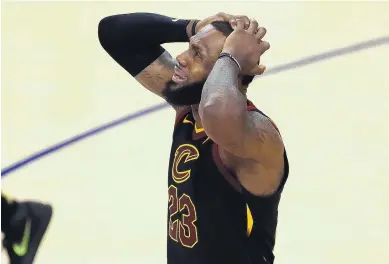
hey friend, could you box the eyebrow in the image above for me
[190,25,214,56]
[189,38,209,56]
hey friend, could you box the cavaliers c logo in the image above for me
[172,144,200,184]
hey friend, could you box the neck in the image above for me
[191,105,203,128]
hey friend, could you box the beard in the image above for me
[161,79,207,107]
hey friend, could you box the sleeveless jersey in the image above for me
[167,100,289,264]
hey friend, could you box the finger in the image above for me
[247,19,259,34]
[232,16,250,29]
[255,27,267,40]
[230,19,237,29]
[234,19,246,31]
[259,41,270,54]
[218,12,232,21]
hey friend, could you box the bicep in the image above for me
[135,50,175,97]
[135,51,189,115]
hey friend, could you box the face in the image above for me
[162,25,228,106]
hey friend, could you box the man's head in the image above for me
[162,21,254,106]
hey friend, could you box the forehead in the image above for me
[190,25,226,53]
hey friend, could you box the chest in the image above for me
[169,115,211,182]
[168,113,244,196]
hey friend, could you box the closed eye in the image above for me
[190,43,204,60]
[194,51,202,59]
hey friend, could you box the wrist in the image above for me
[186,19,200,39]
[218,52,242,73]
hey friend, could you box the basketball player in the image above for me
[98,12,289,264]
[2,193,52,264]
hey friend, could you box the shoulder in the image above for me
[219,105,285,195]
[248,111,284,155]
[219,115,285,195]
[238,101,284,167]
[246,100,281,135]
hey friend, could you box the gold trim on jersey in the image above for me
[247,204,254,236]
[194,123,205,133]
[183,115,194,125]
[183,115,205,134]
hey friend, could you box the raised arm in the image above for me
[199,57,283,161]
[98,12,196,98]
[199,19,284,162]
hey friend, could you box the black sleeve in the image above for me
[98,12,191,76]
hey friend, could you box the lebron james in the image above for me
[98,12,289,264]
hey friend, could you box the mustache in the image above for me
[162,79,207,106]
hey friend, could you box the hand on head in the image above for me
[196,12,251,33]
[224,18,269,76]
[197,13,269,76]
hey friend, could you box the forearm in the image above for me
[98,13,192,47]
[199,57,247,120]
[98,12,196,76]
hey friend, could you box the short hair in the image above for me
[210,21,255,86]
[211,21,234,36]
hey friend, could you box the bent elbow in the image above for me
[199,100,222,122]
[199,103,235,134]
[200,99,242,126]
[98,16,113,49]
[98,15,125,50]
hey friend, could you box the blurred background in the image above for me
[1,1,389,263]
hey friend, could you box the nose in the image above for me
[176,52,188,68]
